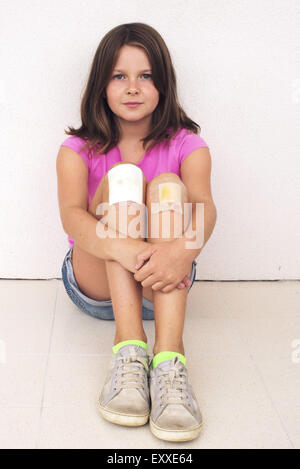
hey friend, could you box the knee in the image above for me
[149,171,181,184]
[147,172,189,205]
[101,162,147,239]
[146,173,190,242]
[108,161,146,182]
[106,162,147,205]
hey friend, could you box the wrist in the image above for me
[110,235,147,262]
[173,236,199,262]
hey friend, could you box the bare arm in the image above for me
[56,145,147,272]
[175,199,217,260]
[177,146,217,260]
[62,206,147,273]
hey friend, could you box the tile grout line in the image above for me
[248,354,295,449]
[35,279,59,449]
[218,282,295,448]
[216,282,249,353]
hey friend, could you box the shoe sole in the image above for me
[150,417,203,442]
[98,402,150,427]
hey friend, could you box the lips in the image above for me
[124,102,142,104]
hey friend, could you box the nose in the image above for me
[127,87,139,95]
[126,78,140,94]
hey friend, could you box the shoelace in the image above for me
[157,357,189,406]
[115,348,149,390]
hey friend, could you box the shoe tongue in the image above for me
[156,356,181,372]
[117,345,146,357]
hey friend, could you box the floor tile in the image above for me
[184,313,246,357]
[38,352,292,449]
[251,356,300,448]
[51,281,116,355]
[1,279,299,449]
[0,355,47,406]
[0,407,41,449]
[187,281,228,318]
[220,280,300,316]
[42,354,108,407]
[38,403,152,449]
[0,280,57,354]
[219,281,300,359]
[187,354,293,449]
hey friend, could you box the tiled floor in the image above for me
[0,279,299,449]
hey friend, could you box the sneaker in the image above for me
[98,344,150,426]
[149,356,203,442]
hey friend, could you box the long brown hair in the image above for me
[65,22,202,158]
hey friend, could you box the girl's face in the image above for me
[105,45,160,128]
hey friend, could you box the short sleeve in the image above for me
[60,136,90,170]
[178,131,209,165]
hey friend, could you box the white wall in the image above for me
[0,0,299,280]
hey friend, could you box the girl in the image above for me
[56,23,217,442]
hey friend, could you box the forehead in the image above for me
[114,45,151,69]
[113,68,152,72]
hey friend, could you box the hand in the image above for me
[135,261,191,290]
[133,240,193,293]
[110,237,191,290]
[177,274,193,290]
[110,237,149,274]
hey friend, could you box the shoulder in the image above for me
[178,131,213,202]
[60,135,89,153]
[60,135,93,169]
[177,127,208,149]
[171,128,209,165]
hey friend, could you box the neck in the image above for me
[117,116,152,144]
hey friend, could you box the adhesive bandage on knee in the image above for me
[152,182,183,214]
[107,164,144,206]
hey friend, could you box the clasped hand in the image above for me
[133,240,192,293]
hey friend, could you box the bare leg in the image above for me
[105,259,147,345]
[146,173,193,356]
[90,163,148,345]
[152,288,188,355]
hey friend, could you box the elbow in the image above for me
[210,199,217,218]
[60,210,71,235]
[212,202,217,224]
[61,218,69,236]
[208,200,218,228]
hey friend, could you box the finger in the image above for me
[151,280,169,291]
[182,274,192,287]
[176,275,190,289]
[141,274,161,289]
[134,263,152,282]
[135,257,151,270]
[135,260,145,270]
[135,248,157,269]
[161,283,178,293]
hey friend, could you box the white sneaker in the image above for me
[98,344,150,426]
[149,356,203,441]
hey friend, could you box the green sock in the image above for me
[112,339,148,355]
[152,351,186,369]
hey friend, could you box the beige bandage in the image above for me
[107,164,144,206]
[151,182,183,214]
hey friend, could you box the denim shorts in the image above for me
[61,246,197,321]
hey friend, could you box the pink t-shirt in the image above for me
[60,127,209,248]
